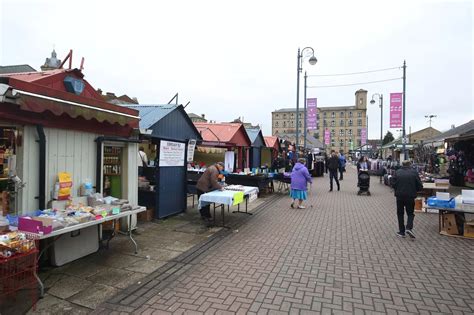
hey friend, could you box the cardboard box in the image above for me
[464,221,474,238]
[442,213,459,235]
[138,208,154,222]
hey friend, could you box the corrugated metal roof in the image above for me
[245,128,261,143]
[0,64,37,74]
[424,120,474,143]
[194,122,251,146]
[126,105,177,129]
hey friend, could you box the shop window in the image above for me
[349,119,353,126]
[358,119,362,126]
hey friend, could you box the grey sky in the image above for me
[1,0,472,139]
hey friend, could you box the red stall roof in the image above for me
[194,123,251,147]
[264,136,280,149]
[0,68,139,136]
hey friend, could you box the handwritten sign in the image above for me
[159,141,185,167]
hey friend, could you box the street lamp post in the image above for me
[370,93,383,156]
[295,47,317,159]
[402,60,407,160]
[425,114,437,127]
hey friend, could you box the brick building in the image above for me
[272,89,368,153]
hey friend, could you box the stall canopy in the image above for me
[194,123,251,169]
[424,120,474,146]
[126,104,202,219]
[245,128,265,169]
[0,69,139,137]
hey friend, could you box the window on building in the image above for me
[331,139,335,147]
[340,111,344,118]
[358,119,362,126]
[298,121,302,127]
[349,111,353,117]
[340,130,344,137]
[348,129,353,136]
[317,114,320,120]
[276,114,279,118]
[349,119,353,126]
[331,112,335,118]
[323,112,327,118]
[340,119,344,127]
[331,120,335,127]
[359,98,363,105]
[275,122,279,127]
[323,120,327,127]
[331,129,335,137]
[357,129,361,136]
[283,122,286,127]
[283,114,286,119]
[358,140,362,146]
[357,111,362,118]
[340,140,344,147]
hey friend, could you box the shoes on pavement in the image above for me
[337,186,340,191]
[406,230,416,239]
[298,205,306,209]
[329,189,333,192]
[290,202,294,208]
[396,232,406,238]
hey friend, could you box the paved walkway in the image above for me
[98,166,474,314]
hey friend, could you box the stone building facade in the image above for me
[272,89,368,153]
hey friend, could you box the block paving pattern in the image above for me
[98,166,474,314]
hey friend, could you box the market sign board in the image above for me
[390,93,403,128]
[159,141,185,167]
[306,98,317,130]
[187,139,197,162]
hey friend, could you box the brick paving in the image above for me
[97,166,474,314]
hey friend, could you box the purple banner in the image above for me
[306,98,317,130]
[390,93,403,128]
[361,128,367,145]
[324,129,330,145]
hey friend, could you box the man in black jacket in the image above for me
[327,151,340,192]
[392,160,423,238]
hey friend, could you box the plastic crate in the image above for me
[426,197,455,208]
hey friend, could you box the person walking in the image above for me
[357,156,369,173]
[327,151,340,192]
[196,162,225,223]
[290,158,313,209]
[338,152,346,180]
[392,160,423,238]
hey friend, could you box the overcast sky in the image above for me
[1,0,472,139]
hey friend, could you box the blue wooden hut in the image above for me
[245,128,265,169]
[127,104,202,219]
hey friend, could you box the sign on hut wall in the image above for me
[159,141,185,167]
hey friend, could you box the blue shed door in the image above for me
[155,140,187,219]
[250,147,262,169]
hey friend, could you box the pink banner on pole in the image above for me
[361,128,367,145]
[390,93,403,128]
[324,129,330,145]
[306,98,317,130]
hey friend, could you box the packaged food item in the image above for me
[57,172,73,200]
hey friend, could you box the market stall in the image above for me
[245,128,265,169]
[126,105,202,219]
[263,136,281,168]
[0,66,142,274]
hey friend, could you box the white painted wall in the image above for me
[18,126,139,214]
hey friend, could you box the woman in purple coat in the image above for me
[290,158,313,209]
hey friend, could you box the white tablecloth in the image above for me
[198,186,258,209]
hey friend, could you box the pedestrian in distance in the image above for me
[357,156,369,173]
[196,162,225,224]
[290,158,313,209]
[392,160,423,239]
[327,151,340,192]
[338,152,347,180]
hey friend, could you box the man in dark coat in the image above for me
[196,162,225,222]
[327,151,340,192]
[392,160,423,238]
